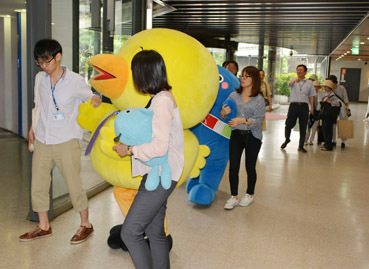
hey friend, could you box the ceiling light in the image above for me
[347,51,350,53]
[14,9,26,12]
[358,59,361,61]
[360,42,364,45]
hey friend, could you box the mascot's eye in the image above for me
[219,74,224,83]
[125,110,131,114]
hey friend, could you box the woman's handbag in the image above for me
[337,120,354,139]
[319,102,340,123]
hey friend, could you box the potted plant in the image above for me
[274,73,296,104]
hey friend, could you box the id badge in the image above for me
[53,113,65,121]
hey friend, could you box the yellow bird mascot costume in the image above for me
[78,28,218,250]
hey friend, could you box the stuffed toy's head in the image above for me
[88,28,219,129]
[114,108,153,146]
[114,107,172,191]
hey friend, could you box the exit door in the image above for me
[340,68,361,102]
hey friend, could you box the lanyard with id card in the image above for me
[298,80,306,96]
[51,68,65,121]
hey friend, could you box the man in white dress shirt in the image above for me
[281,64,315,153]
[20,39,101,244]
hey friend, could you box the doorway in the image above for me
[340,68,361,102]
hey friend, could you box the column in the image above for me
[26,0,53,222]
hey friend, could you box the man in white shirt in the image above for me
[20,39,101,244]
[281,64,315,153]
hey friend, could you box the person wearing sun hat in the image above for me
[305,80,323,145]
[320,79,341,151]
[309,74,318,81]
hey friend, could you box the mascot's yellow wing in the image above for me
[78,99,116,132]
[100,123,122,160]
[175,130,201,187]
[189,145,210,178]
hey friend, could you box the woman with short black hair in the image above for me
[113,50,184,269]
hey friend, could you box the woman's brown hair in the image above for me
[236,66,261,97]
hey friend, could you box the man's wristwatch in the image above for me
[244,118,248,124]
[127,145,132,155]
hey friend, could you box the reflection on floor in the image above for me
[1,104,369,269]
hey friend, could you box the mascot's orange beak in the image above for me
[88,54,129,99]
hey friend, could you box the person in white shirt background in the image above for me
[281,64,315,153]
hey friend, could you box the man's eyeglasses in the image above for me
[35,57,54,67]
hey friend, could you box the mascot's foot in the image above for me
[186,178,200,193]
[109,224,122,234]
[107,224,128,251]
[188,184,215,205]
[107,224,173,252]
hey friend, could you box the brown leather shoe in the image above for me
[70,225,94,244]
[19,226,52,242]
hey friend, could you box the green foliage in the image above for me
[114,35,130,54]
[79,29,97,79]
[274,73,296,97]
[209,51,226,66]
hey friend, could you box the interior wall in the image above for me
[330,60,369,102]
[51,0,73,70]
[0,16,19,134]
[21,12,28,138]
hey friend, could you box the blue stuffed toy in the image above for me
[114,108,172,191]
[186,65,239,204]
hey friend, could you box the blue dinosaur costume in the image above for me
[114,107,171,191]
[186,66,240,204]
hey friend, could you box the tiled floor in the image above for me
[1,104,369,269]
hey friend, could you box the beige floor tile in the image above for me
[1,103,369,268]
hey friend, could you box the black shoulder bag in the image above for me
[332,91,351,117]
[319,94,341,123]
